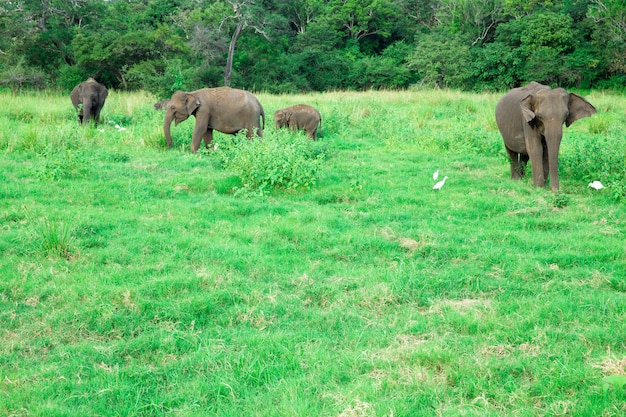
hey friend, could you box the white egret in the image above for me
[433,176,448,190]
[433,170,439,181]
[588,181,604,190]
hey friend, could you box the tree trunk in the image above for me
[224,20,244,87]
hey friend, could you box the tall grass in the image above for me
[0,88,625,416]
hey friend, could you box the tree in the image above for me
[222,0,268,87]
[324,0,399,43]
[274,0,325,34]
[589,0,626,79]
[434,0,505,45]
[409,31,472,88]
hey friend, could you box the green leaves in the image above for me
[215,131,326,196]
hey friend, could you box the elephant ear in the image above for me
[70,85,81,106]
[184,93,201,116]
[520,94,536,123]
[566,93,597,127]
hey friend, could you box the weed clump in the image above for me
[31,217,76,259]
[215,131,326,196]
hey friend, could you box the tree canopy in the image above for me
[1,0,624,95]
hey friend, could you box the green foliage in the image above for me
[56,65,88,92]
[550,192,570,208]
[215,131,326,195]
[560,135,626,199]
[0,58,47,93]
[38,149,88,181]
[349,41,414,89]
[0,0,621,92]
[409,32,472,88]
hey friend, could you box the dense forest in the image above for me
[1,0,624,96]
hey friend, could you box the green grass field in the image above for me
[1,88,625,416]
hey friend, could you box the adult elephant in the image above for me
[70,78,108,125]
[274,104,322,140]
[164,87,265,153]
[495,82,596,191]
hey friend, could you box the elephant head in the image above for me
[274,108,292,130]
[154,99,170,111]
[70,78,108,125]
[163,91,200,148]
[496,82,596,191]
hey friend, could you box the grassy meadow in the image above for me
[1,88,625,416]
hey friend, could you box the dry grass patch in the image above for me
[428,298,492,315]
[594,349,626,376]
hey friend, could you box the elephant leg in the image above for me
[202,129,213,149]
[94,107,102,124]
[520,154,529,177]
[542,142,550,185]
[506,148,524,179]
[528,149,546,187]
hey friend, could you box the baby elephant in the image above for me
[70,78,108,125]
[274,104,321,140]
[154,99,170,111]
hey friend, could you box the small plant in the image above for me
[38,148,87,180]
[215,131,325,195]
[551,192,570,208]
[31,217,76,259]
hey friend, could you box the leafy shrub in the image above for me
[38,149,88,181]
[550,193,570,208]
[215,131,326,196]
[561,135,626,198]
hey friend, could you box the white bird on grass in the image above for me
[588,181,604,190]
[433,176,448,190]
[433,170,439,181]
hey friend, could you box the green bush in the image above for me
[561,135,626,198]
[215,131,326,196]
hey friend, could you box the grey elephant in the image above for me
[164,87,265,153]
[495,82,596,191]
[154,99,170,110]
[70,78,108,125]
[274,104,322,140]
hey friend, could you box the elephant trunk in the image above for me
[545,124,563,191]
[163,111,174,148]
[82,104,91,124]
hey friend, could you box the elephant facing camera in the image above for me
[495,82,596,191]
[70,78,108,125]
